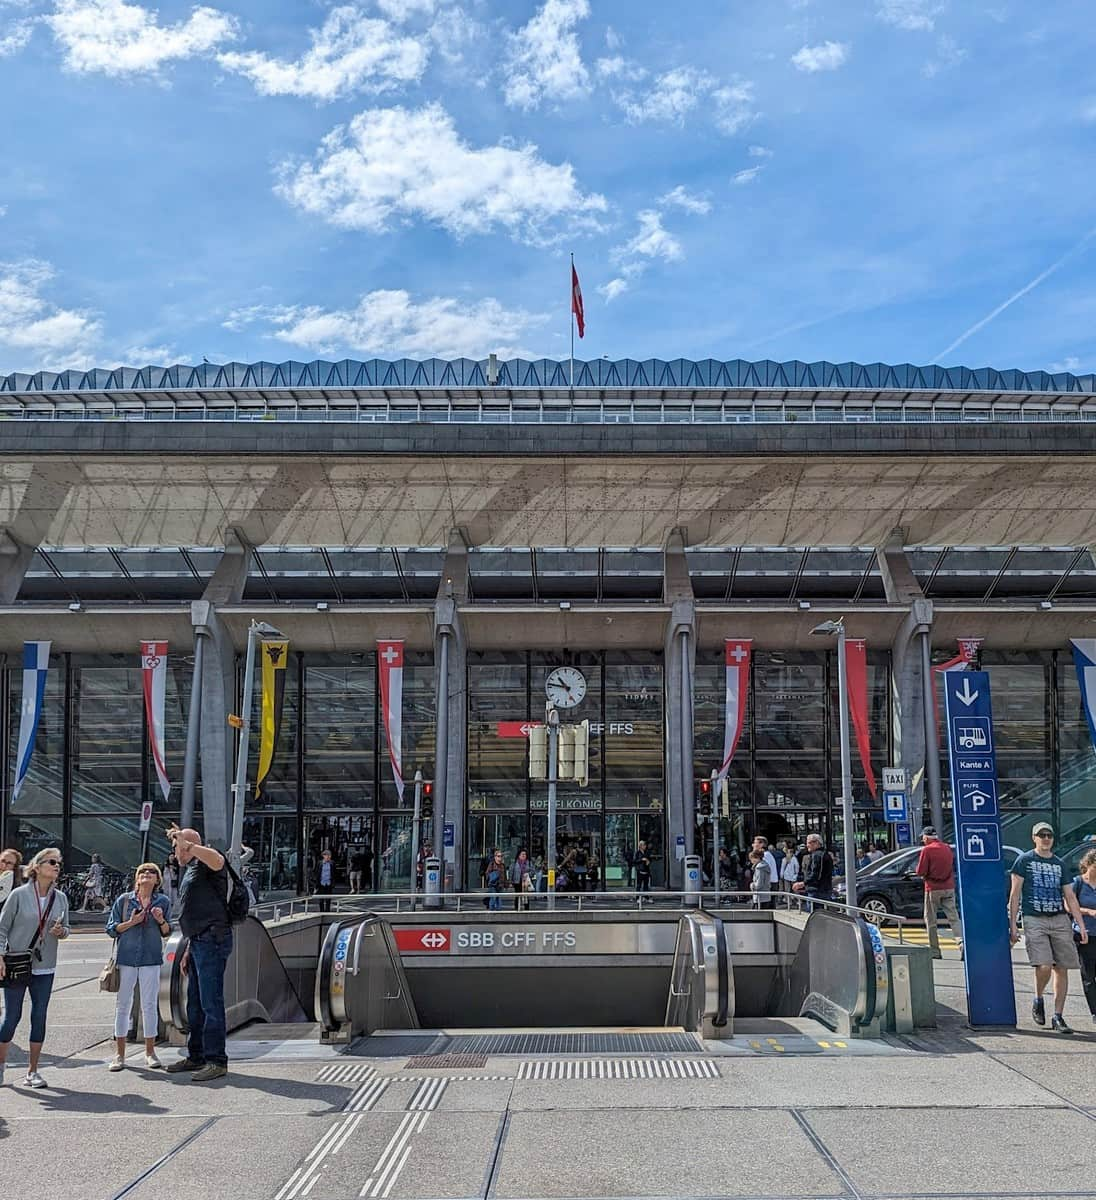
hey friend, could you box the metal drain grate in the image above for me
[518,1058,720,1081]
[440,1032,704,1055]
[349,1034,447,1058]
[406,1053,488,1069]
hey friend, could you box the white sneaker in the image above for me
[24,1071,46,1089]
[145,1053,162,1069]
[108,1054,125,1072]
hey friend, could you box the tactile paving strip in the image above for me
[517,1058,720,1080]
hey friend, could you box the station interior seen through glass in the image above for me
[1,647,1094,896]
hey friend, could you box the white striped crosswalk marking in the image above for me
[516,1058,719,1081]
[359,1112,429,1198]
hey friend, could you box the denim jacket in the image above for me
[107,891,172,967]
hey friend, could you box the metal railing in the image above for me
[3,400,1096,426]
[252,887,914,938]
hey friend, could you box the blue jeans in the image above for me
[186,928,233,1067]
[0,972,54,1044]
[488,891,502,911]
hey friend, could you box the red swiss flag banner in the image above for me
[843,638,878,800]
[717,639,752,784]
[377,639,404,803]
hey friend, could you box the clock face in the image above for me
[545,666,587,709]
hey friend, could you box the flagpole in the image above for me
[569,252,574,388]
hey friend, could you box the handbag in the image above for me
[0,951,32,988]
[99,942,120,993]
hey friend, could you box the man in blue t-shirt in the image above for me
[1010,821,1089,1033]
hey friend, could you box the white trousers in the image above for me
[114,964,161,1039]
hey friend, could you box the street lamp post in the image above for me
[811,619,857,912]
[229,620,283,866]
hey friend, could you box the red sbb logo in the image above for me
[496,721,543,738]
[394,928,451,953]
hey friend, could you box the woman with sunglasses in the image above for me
[106,862,172,1070]
[0,848,70,1088]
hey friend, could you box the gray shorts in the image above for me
[1024,912,1079,968]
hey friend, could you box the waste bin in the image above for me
[683,853,702,906]
[424,855,443,910]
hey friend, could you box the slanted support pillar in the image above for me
[663,529,696,890]
[181,529,254,849]
[435,531,469,890]
[0,530,36,605]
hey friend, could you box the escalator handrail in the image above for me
[316,915,376,1034]
[711,914,729,1030]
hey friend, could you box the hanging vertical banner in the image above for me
[377,639,405,803]
[934,637,982,676]
[255,640,288,799]
[716,639,752,784]
[1070,639,1096,751]
[844,638,878,799]
[141,640,171,803]
[13,641,51,804]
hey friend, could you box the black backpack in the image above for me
[223,860,251,924]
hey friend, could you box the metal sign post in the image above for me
[710,767,719,911]
[410,768,423,909]
[943,669,1016,1026]
[546,703,559,911]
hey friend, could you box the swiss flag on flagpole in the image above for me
[571,261,585,338]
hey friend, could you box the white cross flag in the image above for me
[717,639,753,785]
[13,641,51,804]
[377,639,405,803]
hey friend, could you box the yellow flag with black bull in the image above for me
[255,640,288,799]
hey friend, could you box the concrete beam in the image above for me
[877,539,924,606]
[0,530,37,605]
[203,528,254,606]
[663,528,690,603]
[191,599,236,848]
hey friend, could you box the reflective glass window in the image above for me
[304,663,374,810]
[72,664,144,813]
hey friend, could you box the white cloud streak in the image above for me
[217,6,428,101]
[659,185,711,214]
[791,40,850,72]
[877,0,943,32]
[933,229,1096,362]
[47,0,237,76]
[225,289,547,359]
[0,17,33,55]
[601,209,686,301]
[276,103,607,245]
[613,67,757,135]
[0,260,102,371]
[503,0,590,110]
[733,165,763,185]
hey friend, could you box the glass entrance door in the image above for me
[305,814,374,894]
[530,812,604,891]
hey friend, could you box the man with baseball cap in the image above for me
[915,827,962,960]
[1010,821,1089,1033]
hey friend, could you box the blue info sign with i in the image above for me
[943,670,1016,1026]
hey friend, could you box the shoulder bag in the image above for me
[2,889,56,988]
[99,894,126,993]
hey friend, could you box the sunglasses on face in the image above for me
[137,869,158,875]
[1036,832,1054,838]
[43,859,62,867]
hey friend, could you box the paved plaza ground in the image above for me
[0,931,1093,1200]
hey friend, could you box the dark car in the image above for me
[840,843,1023,925]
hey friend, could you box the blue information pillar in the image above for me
[943,670,1017,1026]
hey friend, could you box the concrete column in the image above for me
[890,599,933,840]
[0,530,37,604]
[435,531,469,889]
[663,529,696,890]
[185,529,254,848]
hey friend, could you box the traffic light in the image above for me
[699,778,711,803]
[529,725,548,780]
[421,780,433,819]
[557,725,576,779]
[573,719,590,787]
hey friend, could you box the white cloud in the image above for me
[595,53,643,81]
[0,260,102,371]
[276,103,607,245]
[659,185,711,215]
[601,209,686,301]
[733,165,764,185]
[375,0,436,19]
[225,289,547,359]
[47,0,237,76]
[922,33,966,77]
[876,0,943,31]
[598,277,629,302]
[1049,356,1083,374]
[748,144,773,158]
[612,67,757,135]
[217,7,427,101]
[791,40,850,72]
[0,17,33,55]
[712,82,757,134]
[502,0,590,110]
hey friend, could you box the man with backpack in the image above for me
[164,824,236,1081]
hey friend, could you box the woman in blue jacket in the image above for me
[106,862,172,1070]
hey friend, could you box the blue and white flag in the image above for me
[1071,639,1096,753]
[13,640,51,803]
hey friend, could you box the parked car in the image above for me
[836,843,1023,925]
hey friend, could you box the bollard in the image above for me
[683,854,702,907]
[424,855,443,910]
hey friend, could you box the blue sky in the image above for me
[1,0,1095,373]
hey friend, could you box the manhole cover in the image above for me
[406,1053,488,1069]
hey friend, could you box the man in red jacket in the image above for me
[915,827,963,960]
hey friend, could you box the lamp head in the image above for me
[809,619,843,637]
[253,620,284,637]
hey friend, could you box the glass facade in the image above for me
[2,646,1095,895]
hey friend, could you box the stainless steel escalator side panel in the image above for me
[157,917,309,1040]
[795,909,887,1037]
[316,918,363,1035]
[664,911,733,1037]
[317,914,419,1040]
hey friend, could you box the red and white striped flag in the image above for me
[377,639,404,803]
[717,639,752,784]
[141,640,171,803]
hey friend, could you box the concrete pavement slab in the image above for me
[492,1109,844,1198]
[0,1114,205,1199]
[992,1052,1096,1106]
[387,1111,505,1199]
[803,1107,1096,1195]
